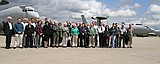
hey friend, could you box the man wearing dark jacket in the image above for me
[24,21,35,48]
[79,23,89,48]
[3,16,14,49]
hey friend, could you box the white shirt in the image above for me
[94,25,98,34]
[98,26,105,33]
[22,22,28,30]
[8,22,12,30]
[120,28,126,34]
[31,23,36,28]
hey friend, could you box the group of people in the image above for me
[3,16,133,49]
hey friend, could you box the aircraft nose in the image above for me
[28,12,40,18]
[33,12,40,18]
[35,13,40,18]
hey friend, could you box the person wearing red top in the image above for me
[35,20,43,48]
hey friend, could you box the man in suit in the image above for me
[79,23,89,48]
[3,16,14,49]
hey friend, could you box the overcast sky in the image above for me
[0,0,160,26]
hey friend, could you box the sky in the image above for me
[0,0,160,27]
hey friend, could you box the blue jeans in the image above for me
[111,35,116,48]
[36,34,42,47]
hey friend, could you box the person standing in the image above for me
[22,18,28,48]
[88,24,96,48]
[71,24,79,47]
[43,21,51,48]
[58,22,63,46]
[79,23,88,47]
[65,21,71,47]
[77,22,82,47]
[93,22,99,47]
[115,23,120,48]
[31,18,36,47]
[24,21,35,48]
[35,20,43,48]
[98,22,105,48]
[85,24,90,48]
[3,16,14,49]
[13,18,24,49]
[49,20,54,47]
[110,23,116,48]
[52,21,59,47]
[120,24,127,48]
[127,24,133,48]
[104,25,110,48]
[61,23,69,47]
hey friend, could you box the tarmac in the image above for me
[0,36,160,64]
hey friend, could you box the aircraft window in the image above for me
[28,9,33,11]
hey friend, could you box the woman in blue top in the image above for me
[71,24,79,47]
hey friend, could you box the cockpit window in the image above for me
[144,26,155,30]
[22,9,27,12]
[34,10,37,12]
[22,9,37,12]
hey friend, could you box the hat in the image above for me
[7,16,12,19]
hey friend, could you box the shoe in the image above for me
[63,46,67,48]
[5,47,10,49]
[130,46,132,48]
[13,47,16,49]
[19,47,23,49]
[44,47,48,48]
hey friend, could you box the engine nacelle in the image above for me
[0,0,9,5]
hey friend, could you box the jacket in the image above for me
[3,22,14,36]
[36,25,43,35]
[14,22,24,34]
[43,25,51,35]
[88,27,96,36]
[24,25,35,35]
[71,28,79,36]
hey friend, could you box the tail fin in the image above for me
[81,15,87,24]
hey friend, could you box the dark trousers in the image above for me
[6,35,12,49]
[41,36,44,47]
[50,34,53,47]
[119,34,125,47]
[115,35,119,47]
[86,36,89,47]
[77,35,81,47]
[95,34,98,46]
[80,35,89,47]
[26,34,33,48]
[84,37,89,48]
[99,33,104,47]
[80,37,83,47]
[105,36,110,48]
[67,40,71,47]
